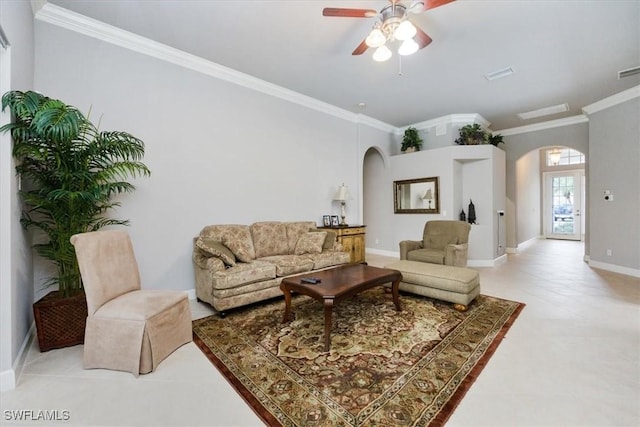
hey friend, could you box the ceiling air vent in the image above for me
[618,66,640,79]
[484,66,514,81]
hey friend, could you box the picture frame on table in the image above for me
[322,215,331,227]
[330,215,339,227]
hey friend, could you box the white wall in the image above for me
[587,96,640,274]
[362,142,505,264]
[32,19,378,293]
[516,150,541,244]
[0,0,35,392]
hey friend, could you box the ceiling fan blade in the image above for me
[414,26,433,49]
[423,0,456,11]
[352,39,369,55]
[322,8,378,18]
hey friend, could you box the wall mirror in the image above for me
[394,177,440,214]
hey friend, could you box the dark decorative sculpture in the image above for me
[468,199,477,224]
[459,209,466,222]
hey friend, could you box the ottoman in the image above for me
[384,260,480,311]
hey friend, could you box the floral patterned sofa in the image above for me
[193,221,350,315]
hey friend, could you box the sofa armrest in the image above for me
[331,241,344,252]
[192,250,225,272]
[444,243,468,267]
[399,240,423,260]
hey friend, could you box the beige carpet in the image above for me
[193,288,524,426]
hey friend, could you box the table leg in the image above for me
[323,298,334,352]
[390,278,402,312]
[281,283,292,323]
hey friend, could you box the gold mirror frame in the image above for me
[394,177,440,214]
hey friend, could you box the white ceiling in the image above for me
[46,0,640,130]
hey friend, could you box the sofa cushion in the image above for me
[210,261,276,290]
[285,221,317,253]
[258,255,314,276]
[306,251,351,270]
[294,232,326,255]
[221,227,256,262]
[407,248,445,265]
[428,233,458,250]
[308,228,337,250]
[195,237,236,266]
[250,222,289,258]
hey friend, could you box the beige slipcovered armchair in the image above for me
[70,230,192,376]
[399,220,471,267]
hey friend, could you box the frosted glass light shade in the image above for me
[373,45,392,62]
[394,20,417,41]
[398,38,419,56]
[365,28,386,48]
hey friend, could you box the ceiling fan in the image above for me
[323,0,455,61]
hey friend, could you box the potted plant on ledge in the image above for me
[455,124,504,147]
[1,90,151,351]
[401,126,423,153]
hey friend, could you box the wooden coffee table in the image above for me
[280,264,402,352]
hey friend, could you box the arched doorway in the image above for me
[515,145,586,245]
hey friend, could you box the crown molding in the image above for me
[30,0,47,15]
[356,115,396,133]
[35,3,393,130]
[582,85,640,115]
[395,114,491,135]
[496,115,588,136]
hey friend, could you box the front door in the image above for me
[543,171,584,240]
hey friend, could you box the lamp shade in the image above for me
[394,20,417,41]
[333,184,350,201]
[549,148,562,165]
[422,188,433,200]
[373,45,392,62]
[365,28,386,48]
[398,38,419,56]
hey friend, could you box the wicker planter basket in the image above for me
[33,291,87,352]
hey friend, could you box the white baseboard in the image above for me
[186,289,196,300]
[588,260,640,278]
[507,236,541,254]
[365,248,399,258]
[367,248,504,268]
[468,254,507,267]
[0,322,35,392]
[0,368,15,392]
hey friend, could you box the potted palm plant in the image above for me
[1,90,150,351]
[401,126,423,153]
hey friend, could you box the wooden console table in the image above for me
[320,225,366,263]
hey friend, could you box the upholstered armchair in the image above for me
[399,220,471,267]
[70,230,192,376]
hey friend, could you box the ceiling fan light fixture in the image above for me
[365,27,386,48]
[398,38,419,56]
[373,45,392,62]
[394,20,417,41]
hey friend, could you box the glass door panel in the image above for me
[544,171,583,240]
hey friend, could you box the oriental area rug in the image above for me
[192,288,524,427]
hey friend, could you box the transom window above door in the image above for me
[546,147,585,167]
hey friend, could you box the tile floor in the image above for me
[1,239,639,426]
